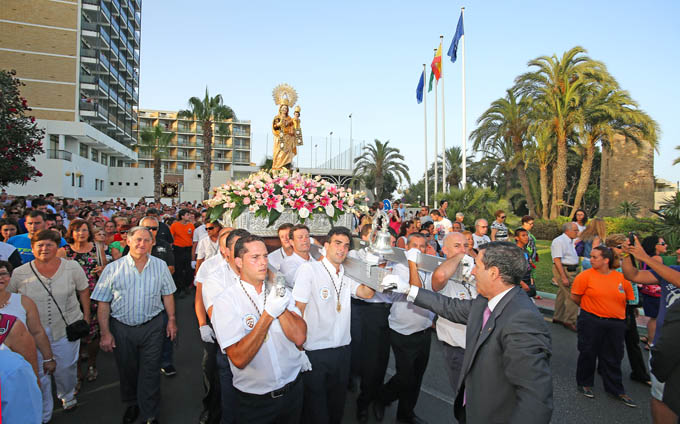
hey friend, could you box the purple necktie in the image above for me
[464,306,493,406]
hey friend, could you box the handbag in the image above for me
[30,262,89,341]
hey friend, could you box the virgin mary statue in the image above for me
[271,84,302,170]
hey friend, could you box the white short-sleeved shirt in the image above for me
[193,224,208,243]
[434,218,453,234]
[267,247,291,273]
[212,281,308,395]
[551,233,579,265]
[472,233,491,249]
[292,258,359,351]
[388,263,435,336]
[196,237,219,261]
[435,255,478,348]
[347,249,393,304]
[280,252,314,289]
[194,254,239,311]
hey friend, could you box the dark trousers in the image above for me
[200,340,222,424]
[624,304,650,381]
[235,375,303,424]
[349,299,364,378]
[380,329,431,419]
[576,310,626,395]
[217,350,236,424]
[160,310,174,368]
[173,245,192,291]
[110,313,164,420]
[441,342,465,395]
[302,346,351,424]
[357,302,391,410]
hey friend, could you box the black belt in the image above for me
[237,373,301,399]
[581,310,624,322]
[564,264,578,272]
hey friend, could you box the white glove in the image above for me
[191,260,197,269]
[265,289,290,318]
[199,325,216,343]
[460,255,475,281]
[380,274,410,294]
[406,248,420,263]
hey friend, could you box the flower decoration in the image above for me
[205,170,368,227]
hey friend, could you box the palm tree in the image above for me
[471,88,536,215]
[139,125,174,202]
[178,88,235,200]
[525,125,555,219]
[353,139,410,200]
[674,146,680,165]
[569,80,658,218]
[516,46,607,218]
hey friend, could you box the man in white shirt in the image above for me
[195,221,223,271]
[212,234,309,424]
[551,222,580,331]
[280,224,315,288]
[268,223,294,273]
[430,210,453,236]
[375,233,435,424]
[192,209,209,261]
[472,219,491,249]
[293,227,375,424]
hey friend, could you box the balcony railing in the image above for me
[46,149,72,161]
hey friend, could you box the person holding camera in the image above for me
[8,229,90,419]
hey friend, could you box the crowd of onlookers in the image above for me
[0,191,679,424]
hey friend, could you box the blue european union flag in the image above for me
[416,70,425,104]
[447,12,464,63]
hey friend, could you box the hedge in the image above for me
[530,217,658,240]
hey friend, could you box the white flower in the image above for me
[248,205,257,212]
[275,203,285,213]
[325,204,335,217]
[299,208,310,219]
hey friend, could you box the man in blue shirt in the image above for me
[8,210,66,263]
[0,350,42,424]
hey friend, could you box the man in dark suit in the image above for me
[385,241,553,423]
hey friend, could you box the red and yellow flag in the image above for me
[431,43,442,81]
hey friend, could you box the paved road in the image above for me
[51,293,654,424]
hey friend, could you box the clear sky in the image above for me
[138,0,680,186]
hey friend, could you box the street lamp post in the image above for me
[314,144,318,168]
[349,113,353,169]
[329,131,333,169]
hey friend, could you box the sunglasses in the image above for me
[206,226,216,231]
[120,230,128,234]
[145,226,158,231]
[615,245,623,249]
[500,216,506,219]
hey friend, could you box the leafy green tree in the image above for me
[651,193,680,249]
[0,70,45,186]
[439,186,500,225]
[178,88,235,200]
[139,125,174,202]
[524,126,555,218]
[363,171,398,202]
[353,139,410,200]
[471,89,536,215]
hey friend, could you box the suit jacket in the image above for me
[650,300,680,415]
[414,285,553,424]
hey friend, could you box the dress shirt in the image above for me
[487,286,514,311]
[195,254,239,311]
[212,281,309,394]
[388,263,435,336]
[292,258,359,351]
[91,254,176,326]
[9,259,88,341]
[196,236,219,260]
[280,252,314,289]
[267,247,291,272]
[550,233,579,265]
[192,224,208,243]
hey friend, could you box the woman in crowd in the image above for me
[638,234,666,350]
[8,229,90,417]
[579,218,606,270]
[0,218,19,242]
[389,209,401,234]
[570,245,637,407]
[462,230,477,258]
[604,235,651,386]
[490,209,509,241]
[396,219,416,249]
[573,209,589,233]
[103,220,117,245]
[109,224,131,260]
[58,219,107,387]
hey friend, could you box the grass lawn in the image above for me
[534,239,558,295]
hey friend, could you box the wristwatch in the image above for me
[43,358,55,363]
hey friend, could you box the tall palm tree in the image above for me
[353,139,410,200]
[674,146,680,165]
[517,46,607,218]
[139,125,174,202]
[569,80,658,218]
[471,88,537,215]
[178,88,235,200]
[525,125,555,219]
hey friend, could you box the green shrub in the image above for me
[532,219,563,240]
[602,217,657,236]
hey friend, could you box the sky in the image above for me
[138,0,680,186]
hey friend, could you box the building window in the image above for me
[80,143,88,158]
[77,176,83,187]
[91,148,99,162]
[101,153,108,165]
[71,174,75,186]
[110,157,117,167]
[110,182,114,186]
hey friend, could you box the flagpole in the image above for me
[440,35,446,194]
[433,48,439,208]
[461,7,467,188]
[423,64,429,208]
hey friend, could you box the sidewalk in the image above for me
[534,291,650,333]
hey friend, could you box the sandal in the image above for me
[63,398,78,412]
[87,366,98,382]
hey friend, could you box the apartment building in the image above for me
[1,0,140,198]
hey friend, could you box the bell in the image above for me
[368,210,394,256]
